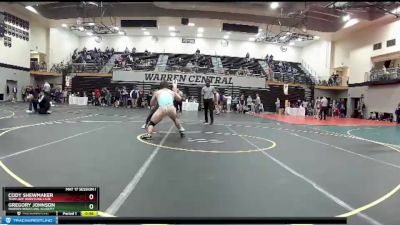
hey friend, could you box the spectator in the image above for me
[124,47,130,54]
[245,52,250,62]
[358,94,366,119]
[62,90,68,104]
[196,49,200,55]
[94,89,100,106]
[395,103,400,124]
[314,97,321,119]
[105,90,112,106]
[21,86,26,102]
[226,94,232,112]
[132,47,136,55]
[246,95,253,112]
[255,93,261,114]
[275,98,280,114]
[186,61,193,71]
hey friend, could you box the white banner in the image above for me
[113,71,266,88]
[283,84,289,95]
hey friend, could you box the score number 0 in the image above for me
[88,194,94,210]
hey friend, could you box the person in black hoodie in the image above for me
[38,91,51,114]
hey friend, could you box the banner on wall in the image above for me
[65,76,71,87]
[113,70,266,88]
[283,83,288,95]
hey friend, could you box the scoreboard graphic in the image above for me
[1,187,346,224]
[3,187,99,216]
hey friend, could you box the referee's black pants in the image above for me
[203,99,214,124]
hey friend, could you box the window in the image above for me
[373,43,382,50]
[387,39,396,47]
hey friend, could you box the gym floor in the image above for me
[0,102,399,225]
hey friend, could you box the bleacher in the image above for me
[62,47,316,86]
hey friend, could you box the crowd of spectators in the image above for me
[114,48,157,71]
[30,61,47,71]
[73,86,150,108]
[369,64,400,82]
[71,47,113,72]
[72,47,112,65]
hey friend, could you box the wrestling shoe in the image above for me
[140,133,152,140]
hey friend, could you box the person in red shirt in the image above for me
[94,89,101,106]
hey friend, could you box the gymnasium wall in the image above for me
[0,67,30,101]
[0,3,31,101]
[314,89,347,101]
[0,4,30,68]
[79,35,302,62]
[49,27,80,68]
[332,18,400,84]
[363,84,400,114]
[30,21,49,55]
[301,40,332,80]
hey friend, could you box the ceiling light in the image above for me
[286,32,291,35]
[289,42,295,46]
[144,31,150,35]
[342,14,351,22]
[197,33,203,38]
[188,23,195,27]
[391,6,400,14]
[344,18,359,28]
[169,26,175,31]
[296,38,303,41]
[61,24,68,28]
[25,6,38,14]
[249,37,255,41]
[314,35,320,40]
[88,22,95,26]
[87,32,93,36]
[114,27,120,31]
[118,31,124,35]
[141,28,147,31]
[170,32,176,36]
[270,2,279,9]
[86,2,98,7]
[223,35,229,39]
[198,27,204,32]
[78,27,84,31]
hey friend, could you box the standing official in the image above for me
[201,79,216,125]
[320,96,328,120]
